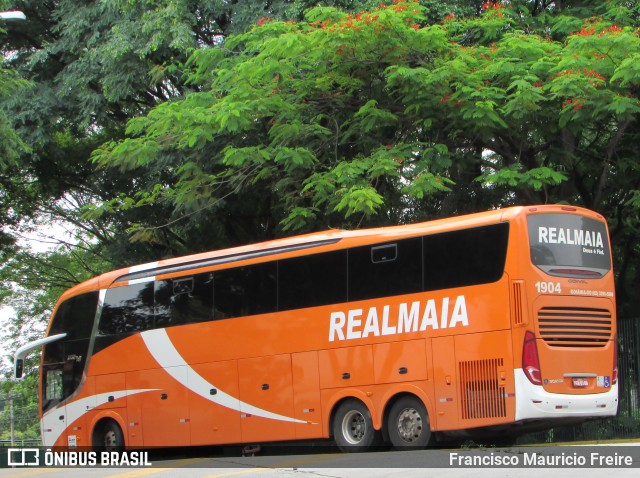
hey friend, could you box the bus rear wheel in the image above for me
[387,396,431,450]
[333,399,376,453]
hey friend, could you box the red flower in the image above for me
[575,26,596,36]
[562,99,584,112]
[482,2,505,11]
[598,25,623,37]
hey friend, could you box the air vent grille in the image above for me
[459,358,506,420]
[538,306,613,348]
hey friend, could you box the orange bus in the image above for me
[14,205,618,452]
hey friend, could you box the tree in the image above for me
[1,1,31,251]
[0,374,40,441]
[2,0,422,262]
[90,1,640,312]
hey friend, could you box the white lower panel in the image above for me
[514,368,618,421]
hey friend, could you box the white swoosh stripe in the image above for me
[42,389,158,447]
[140,328,308,424]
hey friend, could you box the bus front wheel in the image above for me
[333,399,376,453]
[95,420,124,452]
[387,396,431,450]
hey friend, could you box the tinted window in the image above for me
[349,237,423,301]
[47,292,99,340]
[279,250,348,311]
[214,262,277,319]
[424,223,508,291]
[42,291,99,412]
[155,273,214,327]
[99,282,155,335]
[528,214,611,278]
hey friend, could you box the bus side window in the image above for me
[348,237,422,302]
[423,223,509,291]
[214,262,277,319]
[155,273,214,327]
[278,250,348,311]
[43,366,63,403]
[99,282,155,335]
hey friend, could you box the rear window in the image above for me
[528,214,611,278]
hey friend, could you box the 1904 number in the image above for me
[535,281,562,294]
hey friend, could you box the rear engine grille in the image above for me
[538,307,613,348]
[459,358,506,420]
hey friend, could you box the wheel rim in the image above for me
[341,409,367,445]
[396,407,423,443]
[104,429,117,451]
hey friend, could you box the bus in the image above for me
[14,205,618,452]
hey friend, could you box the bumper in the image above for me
[514,368,618,421]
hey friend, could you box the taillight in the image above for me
[612,337,618,385]
[523,330,542,385]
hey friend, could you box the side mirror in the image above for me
[14,358,24,379]
[13,333,67,380]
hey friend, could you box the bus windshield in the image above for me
[528,213,611,278]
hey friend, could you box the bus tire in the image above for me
[333,399,376,453]
[97,420,124,452]
[387,396,431,450]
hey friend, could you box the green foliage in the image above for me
[0,70,30,169]
[90,0,638,234]
[91,3,485,235]
[479,164,567,190]
[1,375,40,441]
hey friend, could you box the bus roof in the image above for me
[59,204,602,301]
